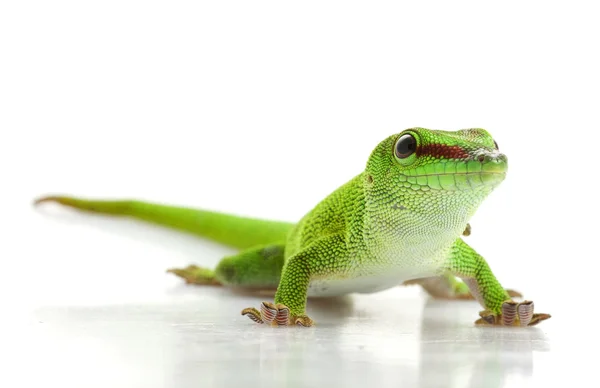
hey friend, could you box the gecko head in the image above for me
[365,127,507,196]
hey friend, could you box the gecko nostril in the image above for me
[478,155,485,163]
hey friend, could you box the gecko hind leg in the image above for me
[168,243,285,289]
[404,273,523,300]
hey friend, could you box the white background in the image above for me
[1,2,599,385]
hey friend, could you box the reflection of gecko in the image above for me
[35,127,550,327]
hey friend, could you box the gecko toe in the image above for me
[260,302,278,323]
[241,307,264,324]
[294,315,315,327]
[527,313,552,326]
[517,301,534,326]
[501,300,518,326]
[274,304,290,326]
[242,302,313,327]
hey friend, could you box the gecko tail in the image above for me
[33,195,294,250]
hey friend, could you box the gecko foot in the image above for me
[166,265,220,286]
[241,302,314,327]
[475,300,551,327]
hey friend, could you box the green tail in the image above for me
[34,195,294,250]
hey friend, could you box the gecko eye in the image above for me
[493,140,499,150]
[395,134,417,159]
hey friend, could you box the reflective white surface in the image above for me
[6,284,589,388]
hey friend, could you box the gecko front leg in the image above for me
[241,235,345,327]
[241,254,314,327]
[446,238,551,326]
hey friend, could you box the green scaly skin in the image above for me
[34,127,550,327]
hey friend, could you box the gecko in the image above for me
[34,127,551,327]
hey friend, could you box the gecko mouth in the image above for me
[397,154,508,191]
[412,172,506,177]
[400,157,507,191]
[401,172,505,191]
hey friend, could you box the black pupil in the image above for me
[395,134,416,158]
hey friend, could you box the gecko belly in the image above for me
[306,267,438,298]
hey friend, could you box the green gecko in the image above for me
[34,127,550,327]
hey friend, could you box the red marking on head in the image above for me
[417,144,469,159]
